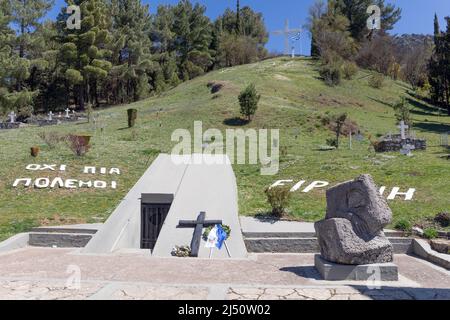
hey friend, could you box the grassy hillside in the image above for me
[0,57,449,240]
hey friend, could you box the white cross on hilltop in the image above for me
[397,121,409,140]
[272,19,302,56]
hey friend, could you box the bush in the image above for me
[423,228,439,239]
[395,219,412,231]
[127,108,137,128]
[392,97,412,127]
[319,63,342,86]
[326,138,338,148]
[265,186,291,217]
[368,73,385,89]
[342,61,358,80]
[238,84,260,122]
[66,135,91,156]
[38,131,64,149]
[434,212,450,228]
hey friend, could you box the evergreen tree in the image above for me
[429,15,450,115]
[110,0,153,103]
[214,4,268,67]
[0,0,35,116]
[335,0,401,41]
[236,0,240,34]
[57,0,112,110]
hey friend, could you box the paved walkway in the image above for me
[0,247,449,300]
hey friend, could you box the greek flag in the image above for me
[292,32,301,41]
[205,224,227,249]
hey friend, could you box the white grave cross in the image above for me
[400,143,415,157]
[9,111,16,123]
[65,108,71,118]
[48,111,54,121]
[397,121,409,140]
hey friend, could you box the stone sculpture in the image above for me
[314,174,394,265]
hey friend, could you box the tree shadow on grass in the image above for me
[406,97,442,116]
[413,121,450,134]
[368,96,392,108]
[223,117,249,127]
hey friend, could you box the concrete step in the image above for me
[244,237,413,254]
[29,232,93,248]
[30,227,97,234]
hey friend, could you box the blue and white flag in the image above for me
[205,224,227,250]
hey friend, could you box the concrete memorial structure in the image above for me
[314,174,398,281]
[0,111,20,129]
[375,121,426,153]
[83,154,247,259]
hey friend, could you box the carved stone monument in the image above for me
[314,174,398,281]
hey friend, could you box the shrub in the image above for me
[86,103,94,123]
[329,113,347,149]
[368,73,385,89]
[127,108,137,128]
[395,219,412,231]
[434,212,450,228]
[392,97,412,127]
[342,61,358,80]
[238,84,260,122]
[326,138,338,148]
[265,186,291,217]
[38,131,64,149]
[423,228,438,239]
[319,63,342,86]
[66,134,91,156]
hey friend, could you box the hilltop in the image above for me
[0,57,449,240]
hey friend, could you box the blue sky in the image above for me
[48,0,450,55]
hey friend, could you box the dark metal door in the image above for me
[141,203,171,249]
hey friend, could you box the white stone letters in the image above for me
[13,164,121,191]
[13,178,32,187]
[386,187,416,201]
[271,179,416,201]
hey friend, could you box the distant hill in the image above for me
[0,57,449,241]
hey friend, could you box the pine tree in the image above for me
[110,0,153,102]
[172,0,213,80]
[236,0,241,34]
[57,0,112,110]
[0,0,35,116]
[335,0,401,41]
[429,14,450,115]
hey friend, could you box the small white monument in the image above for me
[400,143,415,157]
[8,111,16,123]
[397,121,409,140]
[48,111,54,121]
[65,108,71,118]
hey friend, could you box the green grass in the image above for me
[0,57,449,241]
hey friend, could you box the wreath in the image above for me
[202,224,231,241]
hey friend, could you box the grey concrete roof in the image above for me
[83,154,247,259]
[153,154,247,259]
[82,154,187,254]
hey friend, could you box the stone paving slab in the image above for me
[0,248,448,300]
[0,279,103,300]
